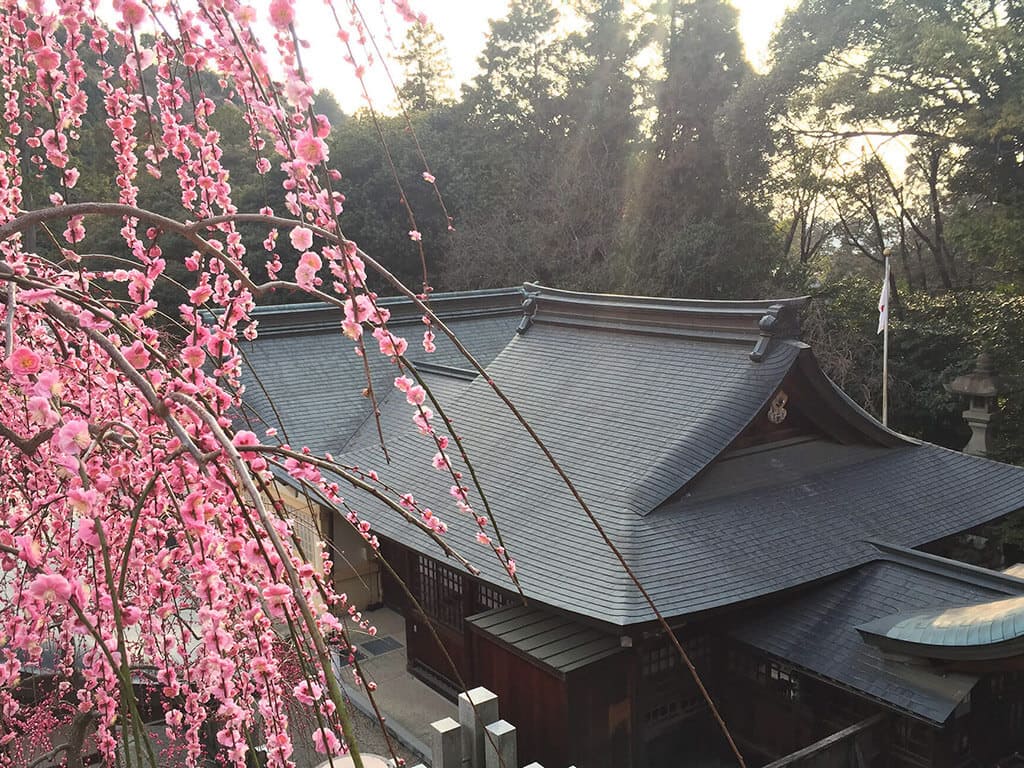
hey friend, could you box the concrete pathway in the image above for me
[339,607,458,766]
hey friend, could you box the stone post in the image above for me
[949,352,1002,457]
[458,687,500,768]
[484,720,517,768]
[429,716,462,768]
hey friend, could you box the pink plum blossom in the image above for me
[289,226,314,251]
[55,420,91,455]
[27,396,55,426]
[17,535,43,568]
[34,47,60,72]
[268,0,295,29]
[312,727,342,755]
[372,328,408,358]
[182,345,206,369]
[295,131,327,165]
[7,346,41,376]
[123,340,151,369]
[121,0,146,26]
[28,573,73,603]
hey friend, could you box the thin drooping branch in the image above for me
[253,446,481,575]
[3,277,13,358]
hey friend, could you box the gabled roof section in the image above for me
[627,444,1024,623]
[515,285,819,514]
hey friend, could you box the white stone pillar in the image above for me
[458,686,500,768]
[429,716,462,768]
[484,719,517,768]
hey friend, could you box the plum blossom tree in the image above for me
[0,3,749,768]
[0,1,519,766]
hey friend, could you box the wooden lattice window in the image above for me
[642,643,678,679]
[415,556,464,629]
[474,582,513,613]
[751,659,801,702]
[643,694,703,728]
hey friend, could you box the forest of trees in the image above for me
[39,0,1024,463]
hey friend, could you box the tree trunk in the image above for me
[898,216,914,291]
[927,149,958,289]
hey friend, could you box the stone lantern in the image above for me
[948,352,1002,458]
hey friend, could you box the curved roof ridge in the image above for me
[523,283,809,312]
[520,283,809,350]
[791,349,915,447]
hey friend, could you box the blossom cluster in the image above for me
[0,1,502,767]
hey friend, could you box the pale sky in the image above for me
[292,0,800,113]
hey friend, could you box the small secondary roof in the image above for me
[467,604,624,678]
[729,546,1024,723]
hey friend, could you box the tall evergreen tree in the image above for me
[617,0,777,298]
[460,0,567,139]
[443,0,645,291]
[395,22,453,111]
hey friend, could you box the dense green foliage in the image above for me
[805,282,1024,463]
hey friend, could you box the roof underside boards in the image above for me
[682,438,889,503]
[236,301,521,456]
[466,604,624,677]
[727,560,1018,723]
[335,322,802,625]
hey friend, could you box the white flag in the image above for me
[877,262,890,335]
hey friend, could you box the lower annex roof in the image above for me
[728,547,1024,723]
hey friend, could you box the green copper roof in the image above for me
[1004,563,1024,579]
[858,594,1024,660]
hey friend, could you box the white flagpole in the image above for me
[881,249,891,427]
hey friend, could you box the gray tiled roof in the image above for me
[336,320,804,623]
[467,604,624,677]
[236,289,523,454]
[239,286,1024,628]
[728,557,1023,722]
[627,443,1024,620]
